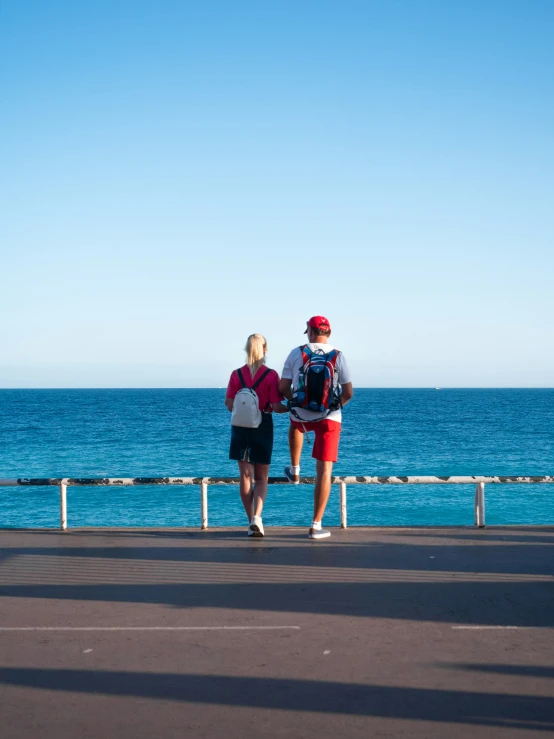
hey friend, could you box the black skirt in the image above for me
[229,413,274,465]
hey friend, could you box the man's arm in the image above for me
[278,378,293,400]
[337,353,353,407]
[279,348,297,400]
[340,382,353,406]
[224,397,234,412]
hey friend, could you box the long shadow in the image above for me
[1,539,553,576]
[2,532,554,625]
[7,526,554,542]
[4,526,554,546]
[1,580,553,626]
[0,667,552,730]
[399,530,554,545]
[0,528,245,539]
[448,664,554,679]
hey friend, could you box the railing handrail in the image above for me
[1,475,553,532]
[1,475,553,486]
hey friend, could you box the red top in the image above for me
[226,365,283,412]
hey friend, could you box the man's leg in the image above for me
[288,423,304,466]
[313,460,334,522]
[309,420,340,539]
[285,422,304,483]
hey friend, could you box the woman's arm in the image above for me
[225,370,238,411]
[271,401,290,414]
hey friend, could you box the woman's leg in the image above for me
[238,461,254,520]
[252,463,270,517]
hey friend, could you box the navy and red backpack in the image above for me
[289,345,341,418]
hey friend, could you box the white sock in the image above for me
[291,465,300,475]
[311,520,322,530]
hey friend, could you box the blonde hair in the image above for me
[245,334,267,377]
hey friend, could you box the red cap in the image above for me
[304,315,331,334]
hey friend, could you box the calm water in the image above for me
[0,389,553,528]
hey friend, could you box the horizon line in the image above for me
[0,387,553,391]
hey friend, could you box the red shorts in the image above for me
[290,418,341,462]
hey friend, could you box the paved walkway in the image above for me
[1,526,554,738]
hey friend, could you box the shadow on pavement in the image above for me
[0,580,553,626]
[446,664,554,679]
[1,530,553,626]
[0,667,553,730]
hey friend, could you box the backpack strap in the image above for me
[237,367,271,391]
[326,350,342,409]
[252,368,272,412]
[251,368,271,391]
[236,367,247,389]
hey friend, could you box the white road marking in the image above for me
[0,625,301,632]
[452,625,524,630]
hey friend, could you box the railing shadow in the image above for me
[398,528,554,545]
[2,530,554,575]
[1,530,553,626]
[0,667,552,730]
[445,664,554,679]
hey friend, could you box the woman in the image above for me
[225,334,288,537]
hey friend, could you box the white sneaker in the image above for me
[249,516,264,537]
[309,527,331,540]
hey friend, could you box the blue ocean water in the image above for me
[0,389,553,528]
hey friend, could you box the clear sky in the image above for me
[1,0,553,387]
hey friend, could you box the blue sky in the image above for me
[1,0,553,387]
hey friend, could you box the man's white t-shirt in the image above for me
[281,343,352,423]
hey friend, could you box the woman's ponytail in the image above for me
[245,334,267,377]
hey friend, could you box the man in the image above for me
[279,316,353,540]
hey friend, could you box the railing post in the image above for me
[474,482,485,528]
[340,482,347,529]
[200,481,208,529]
[59,483,67,530]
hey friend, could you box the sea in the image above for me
[0,389,553,529]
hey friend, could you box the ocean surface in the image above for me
[0,389,553,528]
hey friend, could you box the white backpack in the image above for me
[231,368,271,428]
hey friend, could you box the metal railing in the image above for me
[1,475,553,531]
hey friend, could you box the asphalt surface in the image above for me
[1,526,554,738]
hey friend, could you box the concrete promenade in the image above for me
[1,526,554,738]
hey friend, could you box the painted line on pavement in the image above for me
[452,625,525,630]
[0,625,301,632]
